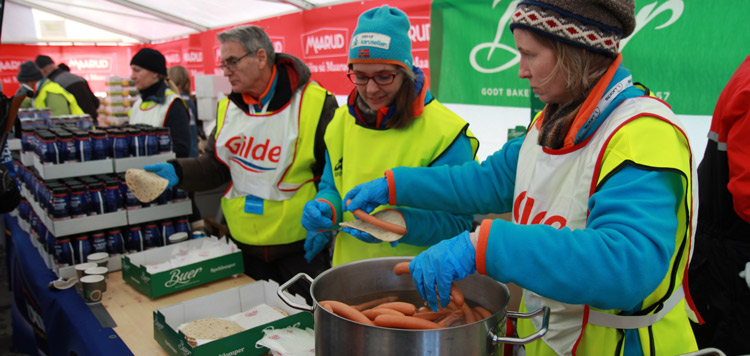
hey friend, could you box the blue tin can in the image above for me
[192,231,207,239]
[127,226,145,252]
[90,130,108,160]
[21,127,34,152]
[69,184,89,218]
[143,223,161,247]
[144,127,159,156]
[174,217,190,234]
[110,129,129,159]
[87,182,105,215]
[73,131,92,162]
[51,186,70,220]
[72,234,92,265]
[106,228,125,254]
[56,131,75,163]
[157,127,172,154]
[159,220,175,245]
[103,180,122,213]
[126,128,143,157]
[37,131,58,164]
[55,237,74,266]
[90,231,107,253]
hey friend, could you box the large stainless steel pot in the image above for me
[278,257,549,356]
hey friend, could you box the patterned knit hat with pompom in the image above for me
[509,0,635,57]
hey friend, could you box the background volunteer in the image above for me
[128,48,192,158]
[300,5,478,267]
[144,25,338,300]
[35,55,100,125]
[16,60,84,116]
[345,0,701,355]
[689,54,750,355]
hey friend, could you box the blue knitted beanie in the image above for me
[348,6,413,70]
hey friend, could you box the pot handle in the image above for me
[277,272,314,312]
[489,306,550,345]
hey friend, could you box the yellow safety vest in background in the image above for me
[326,99,478,266]
[216,84,327,246]
[34,80,84,115]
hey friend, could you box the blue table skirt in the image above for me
[4,214,132,356]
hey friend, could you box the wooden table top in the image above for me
[103,271,255,355]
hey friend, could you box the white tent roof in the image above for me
[2,0,358,44]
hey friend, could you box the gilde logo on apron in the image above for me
[225,135,282,173]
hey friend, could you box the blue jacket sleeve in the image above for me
[314,151,343,228]
[394,133,476,246]
[482,165,681,311]
[391,136,524,215]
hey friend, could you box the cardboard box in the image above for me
[113,152,176,173]
[24,188,128,237]
[33,154,114,180]
[122,238,244,298]
[126,199,192,225]
[154,279,313,356]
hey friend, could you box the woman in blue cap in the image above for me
[343,0,702,354]
[300,5,479,267]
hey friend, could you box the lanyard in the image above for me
[578,75,633,136]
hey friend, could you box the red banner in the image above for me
[0,0,430,97]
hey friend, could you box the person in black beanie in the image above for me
[128,48,191,159]
[35,55,100,125]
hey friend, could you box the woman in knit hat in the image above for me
[300,5,479,266]
[128,48,191,158]
[344,0,701,354]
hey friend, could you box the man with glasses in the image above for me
[300,6,479,266]
[145,25,338,300]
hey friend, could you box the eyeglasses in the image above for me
[347,71,399,85]
[219,51,254,72]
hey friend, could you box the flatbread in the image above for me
[180,318,244,340]
[339,209,406,242]
[125,168,169,203]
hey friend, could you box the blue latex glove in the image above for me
[410,231,477,311]
[343,177,389,214]
[341,227,398,247]
[304,231,330,263]
[301,200,333,232]
[144,163,179,188]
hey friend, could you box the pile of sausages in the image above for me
[317,262,494,330]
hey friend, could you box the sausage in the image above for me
[347,200,408,235]
[373,302,417,316]
[319,301,333,313]
[450,285,465,307]
[373,314,444,330]
[474,306,493,320]
[352,296,399,311]
[393,262,410,276]
[362,308,405,320]
[319,300,375,326]
[413,310,450,321]
[461,303,476,324]
[436,309,464,327]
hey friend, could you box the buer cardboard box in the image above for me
[122,238,244,298]
[154,279,313,356]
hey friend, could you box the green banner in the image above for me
[430,0,750,115]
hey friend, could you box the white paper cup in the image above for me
[80,275,105,304]
[74,262,98,281]
[87,252,109,267]
[84,266,109,292]
[168,232,188,244]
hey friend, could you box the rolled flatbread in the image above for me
[180,318,244,340]
[339,209,406,242]
[125,168,169,203]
